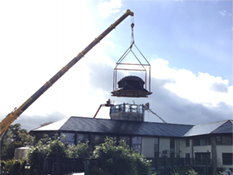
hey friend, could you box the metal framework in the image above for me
[112,23,151,94]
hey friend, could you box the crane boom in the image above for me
[0,9,134,136]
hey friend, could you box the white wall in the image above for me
[193,145,212,158]
[159,138,170,157]
[142,137,154,158]
[216,145,233,169]
[179,139,192,158]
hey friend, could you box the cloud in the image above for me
[210,82,228,93]
[145,78,233,125]
[219,10,227,17]
[150,59,232,107]
[11,111,67,131]
[5,55,233,131]
[85,56,233,125]
[98,0,123,17]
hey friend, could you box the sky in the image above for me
[0,0,232,131]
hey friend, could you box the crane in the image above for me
[0,9,134,138]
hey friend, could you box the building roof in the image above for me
[31,117,233,137]
[31,116,193,137]
[184,120,233,137]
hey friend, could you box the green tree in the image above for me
[170,167,198,175]
[27,136,152,175]
[91,137,152,175]
[1,123,33,160]
[66,141,92,158]
[27,134,68,175]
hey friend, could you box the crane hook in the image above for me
[130,23,135,48]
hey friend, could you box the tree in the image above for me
[91,137,152,175]
[27,136,153,175]
[27,134,91,175]
[0,123,33,160]
[66,141,92,158]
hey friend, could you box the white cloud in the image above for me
[98,0,123,18]
[150,58,233,107]
[219,10,227,17]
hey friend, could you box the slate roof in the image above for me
[31,116,193,137]
[184,120,233,137]
[31,117,233,137]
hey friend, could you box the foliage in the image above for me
[27,134,67,175]
[170,167,198,175]
[27,137,49,175]
[1,123,33,160]
[66,141,92,158]
[1,159,16,174]
[91,137,152,175]
[47,136,66,159]
[186,168,198,175]
[218,171,225,175]
[0,159,25,175]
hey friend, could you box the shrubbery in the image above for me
[0,159,26,175]
[91,137,152,175]
[26,135,153,175]
[4,135,226,175]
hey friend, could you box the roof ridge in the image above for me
[193,119,228,127]
[211,120,233,134]
[71,116,194,126]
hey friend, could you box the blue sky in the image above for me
[0,0,232,130]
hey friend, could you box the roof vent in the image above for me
[112,76,152,97]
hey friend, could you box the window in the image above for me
[216,136,232,145]
[154,138,159,158]
[110,104,144,114]
[61,132,75,144]
[195,153,210,165]
[194,137,210,146]
[222,153,233,165]
[170,138,175,149]
[90,134,105,146]
[170,138,175,158]
[185,153,190,164]
[186,139,190,147]
[76,133,89,143]
[132,136,141,153]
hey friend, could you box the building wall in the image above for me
[159,138,170,158]
[216,145,233,169]
[142,137,154,158]
[59,131,233,170]
[179,138,192,158]
[193,145,212,158]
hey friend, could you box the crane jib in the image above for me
[0,9,134,136]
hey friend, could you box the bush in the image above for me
[27,134,67,175]
[170,167,199,175]
[66,141,91,158]
[1,159,24,175]
[27,136,153,175]
[186,168,198,175]
[92,137,152,175]
[27,139,49,175]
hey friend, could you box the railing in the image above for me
[43,158,84,175]
[148,157,212,171]
[147,157,184,171]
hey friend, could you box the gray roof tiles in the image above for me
[184,120,233,137]
[31,117,233,137]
